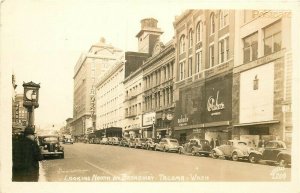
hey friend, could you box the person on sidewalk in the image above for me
[12,126,42,182]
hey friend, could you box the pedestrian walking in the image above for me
[12,127,42,182]
[210,138,215,148]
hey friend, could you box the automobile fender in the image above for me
[276,152,291,163]
[232,149,244,157]
[178,146,184,152]
[212,148,223,156]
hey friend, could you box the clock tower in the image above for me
[136,18,163,56]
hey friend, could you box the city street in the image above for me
[39,143,291,182]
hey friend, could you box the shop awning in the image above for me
[233,120,279,127]
[174,123,204,131]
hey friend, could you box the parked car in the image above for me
[128,138,136,148]
[248,140,291,167]
[155,138,180,152]
[100,137,108,144]
[211,140,255,161]
[107,137,114,145]
[178,138,211,156]
[133,138,147,148]
[63,137,74,144]
[38,135,64,159]
[119,138,130,147]
[111,137,120,145]
[93,138,101,144]
[144,138,160,150]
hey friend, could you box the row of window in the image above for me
[144,87,173,111]
[126,82,142,98]
[144,62,174,89]
[179,20,282,81]
[125,103,142,117]
[243,20,281,63]
[180,10,229,55]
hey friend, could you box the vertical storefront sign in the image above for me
[204,73,232,123]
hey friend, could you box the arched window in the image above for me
[219,10,229,29]
[196,21,203,43]
[188,29,193,48]
[179,35,185,54]
[210,13,215,34]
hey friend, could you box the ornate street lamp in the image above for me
[23,81,40,129]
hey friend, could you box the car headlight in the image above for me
[44,145,47,149]
[55,144,58,147]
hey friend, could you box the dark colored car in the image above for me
[128,138,136,148]
[178,138,212,156]
[38,135,64,159]
[248,140,291,167]
[119,138,130,147]
[144,138,160,150]
[133,138,147,148]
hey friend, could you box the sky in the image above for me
[2,0,299,130]
[1,0,187,129]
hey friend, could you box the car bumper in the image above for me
[168,147,179,152]
[41,151,63,155]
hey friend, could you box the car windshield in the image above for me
[265,142,286,149]
[42,137,58,143]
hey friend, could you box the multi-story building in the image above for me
[173,10,235,144]
[96,52,149,137]
[123,67,144,138]
[71,38,123,138]
[96,60,125,137]
[142,40,175,139]
[232,10,292,145]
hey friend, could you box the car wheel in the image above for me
[211,150,219,159]
[232,152,239,161]
[178,148,182,154]
[191,149,196,156]
[154,146,158,151]
[278,157,288,167]
[249,153,259,163]
[163,147,166,152]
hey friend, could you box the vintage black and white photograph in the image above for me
[1,0,299,193]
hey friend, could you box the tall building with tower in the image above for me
[71,38,123,138]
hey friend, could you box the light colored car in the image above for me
[112,137,120,145]
[100,137,108,144]
[155,138,180,152]
[211,140,255,161]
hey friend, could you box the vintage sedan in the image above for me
[248,140,291,167]
[128,138,136,148]
[133,138,147,148]
[144,138,160,150]
[211,140,255,161]
[119,138,130,147]
[178,138,211,156]
[155,138,180,153]
[100,137,108,144]
[38,135,64,159]
[63,138,74,144]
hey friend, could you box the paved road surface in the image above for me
[39,143,291,182]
